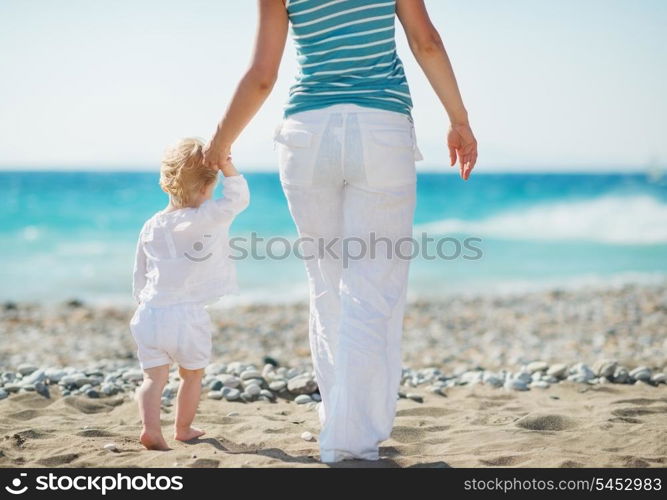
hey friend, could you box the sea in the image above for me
[1,171,666,305]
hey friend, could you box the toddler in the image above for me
[130,137,249,450]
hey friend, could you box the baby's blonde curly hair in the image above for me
[160,138,217,208]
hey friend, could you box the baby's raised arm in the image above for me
[212,173,250,219]
[200,157,250,222]
[131,226,148,304]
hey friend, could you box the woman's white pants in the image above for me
[273,103,423,462]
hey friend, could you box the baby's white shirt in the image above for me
[132,174,250,307]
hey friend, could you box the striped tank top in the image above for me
[283,0,413,119]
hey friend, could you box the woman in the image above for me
[204,0,477,463]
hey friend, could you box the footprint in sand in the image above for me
[611,398,667,406]
[608,416,643,424]
[76,429,118,438]
[189,458,220,468]
[558,460,584,468]
[63,397,123,414]
[479,455,527,466]
[390,426,426,443]
[611,406,667,418]
[395,407,452,418]
[471,414,521,426]
[36,453,79,466]
[515,414,578,431]
[13,429,52,440]
[7,409,43,421]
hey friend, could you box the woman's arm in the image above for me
[203,0,288,169]
[396,0,477,180]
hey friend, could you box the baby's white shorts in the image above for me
[129,301,213,370]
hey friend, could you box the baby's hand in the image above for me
[219,156,239,177]
[202,139,231,171]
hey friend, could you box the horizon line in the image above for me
[0,165,661,175]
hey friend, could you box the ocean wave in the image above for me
[415,195,667,244]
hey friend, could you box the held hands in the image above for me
[203,139,238,177]
[447,123,478,181]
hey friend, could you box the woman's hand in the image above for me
[447,123,477,181]
[202,139,232,171]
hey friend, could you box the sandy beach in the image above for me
[0,382,665,468]
[1,282,666,468]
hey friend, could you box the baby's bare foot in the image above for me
[140,429,170,451]
[174,426,206,442]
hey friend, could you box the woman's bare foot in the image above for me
[140,429,170,451]
[174,426,206,442]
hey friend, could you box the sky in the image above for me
[0,0,665,172]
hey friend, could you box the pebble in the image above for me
[240,369,263,381]
[262,363,275,378]
[208,391,223,400]
[162,382,179,398]
[208,380,223,392]
[460,371,483,385]
[505,378,529,391]
[44,368,65,384]
[22,369,46,385]
[287,375,318,395]
[219,375,241,389]
[35,382,50,398]
[593,359,618,378]
[629,366,652,382]
[123,370,144,383]
[205,363,226,375]
[529,380,550,389]
[103,443,119,453]
[0,388,7,400]
[651,373,667,384]
[482,372,504,387]
[301,431,315,441]
[613,366,630,384]
[269,380,287,392]
[85,389,100,398]
[225,389,241,401]
[526,361,548,374]
[547,363,568,379]
[263,356,279,367]
[406,393,423,403]
[570,363,595,382]
[226,411,240,417]
[17,363,38,376]
[260,389,276,400]
[294,394,313,404]
[245,384,261,397]
[101,383,119,396]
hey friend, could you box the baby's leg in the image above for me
[137,365,171,450]
[174,366,206,441]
